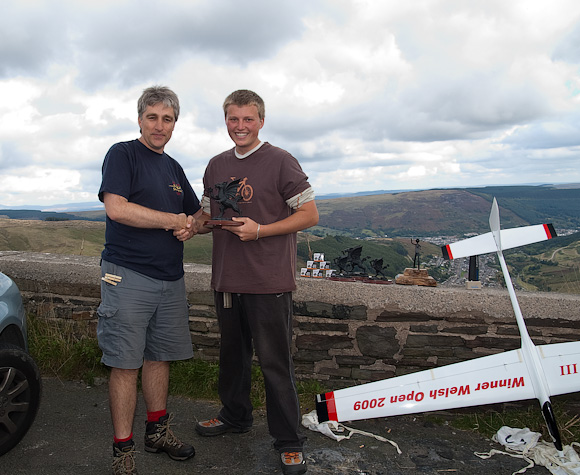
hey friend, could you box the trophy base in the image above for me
[395,268,437,287]
[204,219,244,229]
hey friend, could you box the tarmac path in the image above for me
[1,377,550,474]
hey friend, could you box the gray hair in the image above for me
[138,86,180,121]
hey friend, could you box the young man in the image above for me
[98,86,200,474]
[194,90,319,475]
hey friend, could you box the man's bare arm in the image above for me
[228,200,319,242]
[103,192,188,231]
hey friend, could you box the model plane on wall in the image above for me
[316,198,579,454]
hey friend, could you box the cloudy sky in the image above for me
[2,0,580,208]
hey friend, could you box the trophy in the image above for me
[204,178,244,228]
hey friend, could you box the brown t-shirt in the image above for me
[203,143,311,293]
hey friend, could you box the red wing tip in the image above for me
[316,391,338,422]
[544,223,557,239]
[441,245,453,260]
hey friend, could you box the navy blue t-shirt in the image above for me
[98,139,200,281]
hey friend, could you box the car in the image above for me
[0,271,42,456]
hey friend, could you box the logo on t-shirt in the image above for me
[169,182,183,195]
[230,176,253,202]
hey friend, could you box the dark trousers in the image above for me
[215,291,306,452]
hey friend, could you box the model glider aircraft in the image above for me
[316,198,579,453]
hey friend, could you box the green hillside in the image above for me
[2,184,580,237]
[183,234,213,264]
[0,219,106,256]
[466,186,580,230]
[0,218,213,264]
[314,186,580,238]
[503,231,580,294]
[0,216,578,293]
[314,189,529,237]
[1,184,579,293]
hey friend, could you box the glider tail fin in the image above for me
[489,198,502,252]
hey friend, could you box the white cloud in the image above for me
[1,0,580,206]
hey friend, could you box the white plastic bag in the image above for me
[301,410,402,454]
[475,426,580,475]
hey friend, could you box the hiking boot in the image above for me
[195,417,251,437]
[280,451,307,475]
[144,413,195,461]
[112,439,138,474]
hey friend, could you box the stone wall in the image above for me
[1,251,579,388]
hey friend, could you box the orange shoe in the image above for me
[195,417,251,437]
[280,451,307,474]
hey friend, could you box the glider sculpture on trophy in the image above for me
[316,198,579,455]
[333,246,369,276]
[204,178,244,228]
[319,246,392,284]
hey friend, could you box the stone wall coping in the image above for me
[1,251,579,322]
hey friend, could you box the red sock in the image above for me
[114,432,133,444]
[147,409,167,423]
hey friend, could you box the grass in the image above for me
[27,314,107,385]
[26,313,325,411]
[447,401,580,446]
[167,359,269,407]
[168,360,324,412]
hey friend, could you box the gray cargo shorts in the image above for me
[97,260,193,369]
